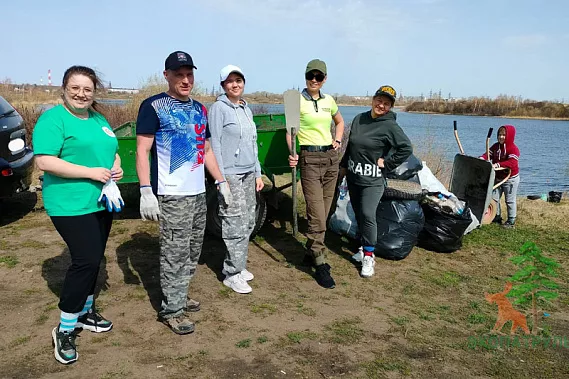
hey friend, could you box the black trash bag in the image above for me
[417,202,472,253]
[548,191,562,203]
[375,200,425,260]
[386,154,423,180]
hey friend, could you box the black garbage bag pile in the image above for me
[374,155,425,260]
[375,200,424,260]
[417,193,473,253]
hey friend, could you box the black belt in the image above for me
[300,145,333,152]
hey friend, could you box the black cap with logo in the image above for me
[165,51,197,71]
[374,85,397,104]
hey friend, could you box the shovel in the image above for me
[283,89,301,236]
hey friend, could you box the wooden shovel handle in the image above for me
[453,121,465,155]
[290,128,298,236]
[492,167,511,190]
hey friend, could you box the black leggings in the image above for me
[51,211,113,313]
[348,183,384,249]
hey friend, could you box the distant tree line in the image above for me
[405,95,569,119]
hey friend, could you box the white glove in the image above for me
[98,180,124,212]
[218,181,233,207]
[140,186,160,221]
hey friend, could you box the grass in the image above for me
[467,313,489,325]
[296,302,316,316]
[257,336,269,344]
[9,336,31,348]
[35,313,49,325]
[286,331,319,344]
[423,270,462,288]
[363,357,411,377]
[250,302,278,316]
[0,239,10,250]
[391,316,410,326]
[463,222,569,255]
[324,317,365,344]
[20,240,49,249]
[0,255,19,268]
[236,339,251,348]
[218,287,233,298]
[109,226,129,237]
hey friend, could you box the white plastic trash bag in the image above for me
[417,162,451,196]
[328,178,359,239]
[464,212,480,235]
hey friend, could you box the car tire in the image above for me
[382,179,424,201]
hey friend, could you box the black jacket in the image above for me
[341,110,412,187]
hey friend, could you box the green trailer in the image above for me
[113,114,298,237]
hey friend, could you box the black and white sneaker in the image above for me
[52,327,78,365]
[76,308,113,333]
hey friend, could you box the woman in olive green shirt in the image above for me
[33,66,122,365]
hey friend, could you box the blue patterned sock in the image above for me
[78,295,94,317]
[59,311,79,333]
[363,246,375,257]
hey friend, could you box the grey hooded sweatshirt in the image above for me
[208,94,261,177]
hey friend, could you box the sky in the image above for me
[2,0,568,101]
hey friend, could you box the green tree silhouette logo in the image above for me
[508,242,560,335]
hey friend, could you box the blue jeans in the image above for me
[492,175,520,222]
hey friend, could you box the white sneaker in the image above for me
[240,269,254,281]
[361,254,376,278]
[222,269,254,281]
[352,247,363,262]
[223,273,252,294]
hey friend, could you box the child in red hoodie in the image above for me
[480,125,520,228]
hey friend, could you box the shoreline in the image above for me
[404,110,569,121]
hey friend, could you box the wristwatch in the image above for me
[335,139,342,145]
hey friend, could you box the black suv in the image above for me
[0,96,34,198]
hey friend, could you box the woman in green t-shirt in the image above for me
[32,66,123,365]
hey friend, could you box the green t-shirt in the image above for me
[32,105,118,216]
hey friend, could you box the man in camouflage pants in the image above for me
[135,51,231,334]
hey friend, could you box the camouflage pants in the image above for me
[158,193,206,319]
[220,172,256,275]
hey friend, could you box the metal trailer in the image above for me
[113,114,298,237]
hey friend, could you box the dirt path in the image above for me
[1,193,568,378]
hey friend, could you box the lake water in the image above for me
[253,104,569,196]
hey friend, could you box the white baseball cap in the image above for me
[220,65,245,82]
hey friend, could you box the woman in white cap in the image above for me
[207,65,263,294]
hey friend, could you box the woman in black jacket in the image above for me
[340,85,412,278]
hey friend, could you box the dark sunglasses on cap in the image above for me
[305,72,325,82]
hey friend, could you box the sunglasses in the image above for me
[305,72,325,82]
